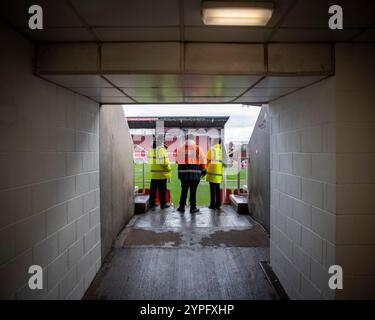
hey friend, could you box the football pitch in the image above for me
[134,163,247,206]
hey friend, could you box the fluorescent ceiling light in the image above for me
[202,1,274,26]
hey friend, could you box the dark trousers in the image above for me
[149,179,167,206]
[179,180,199,208]
[209,182,221,208]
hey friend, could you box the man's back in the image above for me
[176,141,206,181]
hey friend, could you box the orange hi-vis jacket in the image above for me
[176,142,206,181]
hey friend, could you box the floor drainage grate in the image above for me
[259,260,289,300]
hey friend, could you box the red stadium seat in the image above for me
[155,189,171,204]
[220,189,232,204]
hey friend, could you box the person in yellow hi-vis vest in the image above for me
[148,136,172,210]
[206,137,223,210]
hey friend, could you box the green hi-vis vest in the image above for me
[206,144,223,183]
[148,146,172,180]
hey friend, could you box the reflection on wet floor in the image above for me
[85,205,276,300]
[133,205,253,229]
[122,206,268,248]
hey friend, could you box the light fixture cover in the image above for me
[202,1,274,26]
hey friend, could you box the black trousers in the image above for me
[209,182,221,208]
[149,179,167,206]
[179,180,200,208]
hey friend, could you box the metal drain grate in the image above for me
[259,260,289,300]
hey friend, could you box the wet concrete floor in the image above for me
[84,205,278,300]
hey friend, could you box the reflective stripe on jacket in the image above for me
[148,146,172,180]
[176,142,206,181]
[206,144,223,183]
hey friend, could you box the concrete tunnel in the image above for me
[0,0,375,301]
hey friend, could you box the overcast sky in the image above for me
[122,104,261,144]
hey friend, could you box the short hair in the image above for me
[186,133,195,141]
[211,136,221,144]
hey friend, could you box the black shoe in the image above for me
[150,205,157,211]
[190,207,200,214]
[208,205,215,209]
[161,203,171,209]
[177,207,185,213]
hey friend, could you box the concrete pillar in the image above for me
[0,22,101,299]
[335,43,375,299]
[269,42,375,300]
[247,106,271,232]
[99,105,135,259]
[269,75,336,300]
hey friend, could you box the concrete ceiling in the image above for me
[1,0,374,43]
[41,73,327,105]
[2,0,372,105]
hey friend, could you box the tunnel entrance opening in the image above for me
[127,104,258,208]
[90,102,276,299]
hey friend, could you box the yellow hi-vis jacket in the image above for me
[206,144,223,183]
[148,146,172,180]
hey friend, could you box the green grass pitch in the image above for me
[134,163,247,206]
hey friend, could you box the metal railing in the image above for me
[133,145,248,202]
[134,144,148,195]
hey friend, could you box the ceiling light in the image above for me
[202,1,274,26]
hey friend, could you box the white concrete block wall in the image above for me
[270,43,375,299]
[269,76,337,300]
[0,23,100,299]
[335,44,375,299]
